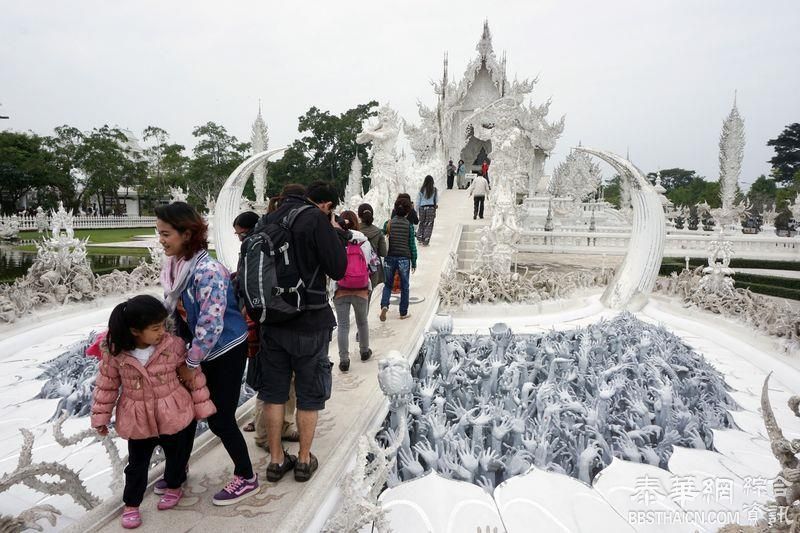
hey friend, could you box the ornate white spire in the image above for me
[718,93,745,219]
[251,103,270,210]
[476,20,494,60]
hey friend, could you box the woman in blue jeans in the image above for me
[379,197,418,321]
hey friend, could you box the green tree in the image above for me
[185,122,249,205]
[602,175,621,208]
[43,125,86,208]
[746,174,778,208]
[0,131,63,214]
[140,126,189,212]
[268,101,378,196]
[767,123,800,185]
[666,177,720,208]
[78,126,147,214]
[645,168,698,192]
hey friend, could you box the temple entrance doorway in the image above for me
[459,133,492,184]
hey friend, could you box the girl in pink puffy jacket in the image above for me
[91,295,216,529]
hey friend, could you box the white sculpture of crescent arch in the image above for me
[213,148,286,270]
[575,147,666,310]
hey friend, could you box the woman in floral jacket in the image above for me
[155,202,257,506]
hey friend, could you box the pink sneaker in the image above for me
[157,488,183,510]
[121,508,141,529]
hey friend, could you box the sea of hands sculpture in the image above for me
[378,313,735,493]
[0,204,162,323]
[438,256,612,308]
[656,267,800,352]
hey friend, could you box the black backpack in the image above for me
[237,205,324,324]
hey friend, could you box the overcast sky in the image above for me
[2,0,798,188]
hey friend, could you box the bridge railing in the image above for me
[0,215,157,231]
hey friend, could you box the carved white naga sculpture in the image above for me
[576,148,666,311]
[0,215,20,240]
[213,148,286,271]
[357,104,403,224]
[378,314,736,492]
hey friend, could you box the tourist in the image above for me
[155,202,258,506]
[446,159,456,190]
[456,159,467,189]
[416,175,438,246]
[233,211,299,446]
[468,172,491,220]
[358,202,388,298]
[333,210,374,371]
[380,197,417,321]
[258,181,347,483]
[91,295,216,529]
[481,158,491,183]
[391,193,419,226]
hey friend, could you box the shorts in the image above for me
[256,326,333,411]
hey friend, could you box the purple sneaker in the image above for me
[212,474,260,506]
[153,478,168,495]
[154,466,188,495]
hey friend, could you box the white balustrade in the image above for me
[0,214,156,231]
[517,228,800,260]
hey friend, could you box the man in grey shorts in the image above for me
[257,181,347,483]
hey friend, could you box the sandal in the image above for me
[294,453,318,482]
[266,451,297,482]
[281,430,300,442]
[157,488,183,510]
[242,422,255,432]
[121,508,142,529]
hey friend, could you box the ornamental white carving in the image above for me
[250,104,270,211]
[357,104,404,223]
[34,206,48,232]
[575,148,666,311]
[0,202,162,322]
[0,215,20,240]
[342,155,364,211]
[550,148,602,202]
[168,186,188,203]
[713,95,746,229]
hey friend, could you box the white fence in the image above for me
[1,215,157,231]
[515,229,800,260]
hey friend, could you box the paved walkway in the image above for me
[77,189,484,533]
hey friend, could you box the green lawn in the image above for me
[18,227,155,244]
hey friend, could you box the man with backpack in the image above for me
[241,181,347,484]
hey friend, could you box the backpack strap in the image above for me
[278,204,326,308]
